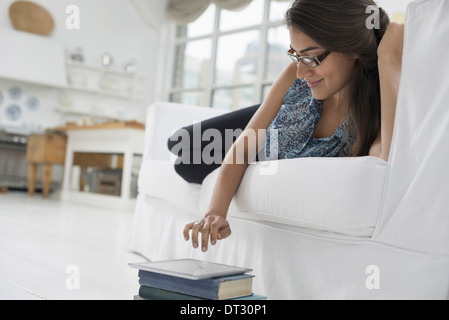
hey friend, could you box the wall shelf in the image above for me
[65,83,144,101]
[54,106,120,120]
[65,60,146,101]
[58,60,148,121]
[0,27,149,124]
[66,61,147,80]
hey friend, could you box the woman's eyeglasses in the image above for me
[287,48,331,68]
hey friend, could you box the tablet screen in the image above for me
[129,259,252,280]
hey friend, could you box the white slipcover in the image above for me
[200,157,387,237]
[130,0,449,299]
[375,0,449,257]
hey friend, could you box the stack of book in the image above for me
[129,259,266,300]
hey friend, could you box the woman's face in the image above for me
[289,27,357,105]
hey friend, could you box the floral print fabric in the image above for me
[265,79,354,160]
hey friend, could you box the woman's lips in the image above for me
[307,79,323,88]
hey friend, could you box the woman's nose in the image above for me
[296,62,313,80]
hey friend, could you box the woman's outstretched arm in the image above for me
[184,62,298,252]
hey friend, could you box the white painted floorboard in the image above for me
[0,190,145,300]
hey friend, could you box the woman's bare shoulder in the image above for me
[246,62,298,129]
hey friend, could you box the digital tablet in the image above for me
[128,259,253,280]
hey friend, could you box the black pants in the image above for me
[167,105,261,184]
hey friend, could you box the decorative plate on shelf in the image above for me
[5,104,22,121]
[26,96,40,111]
[9,86,22,101]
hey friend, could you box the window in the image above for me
[169,0,292,110]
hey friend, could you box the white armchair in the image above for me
[130,0,449,299]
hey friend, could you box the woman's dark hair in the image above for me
[286,0,390,156]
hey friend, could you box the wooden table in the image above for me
[26,132,67,198]
[55,122,145,211]
[54,121,145,132]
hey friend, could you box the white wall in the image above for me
[0,0,168,131]
[375,0,414,21]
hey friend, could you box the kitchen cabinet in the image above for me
[57,122,145,211]
[0,28,147,122]
[0,28,66,88]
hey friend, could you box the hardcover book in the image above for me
[137,270,254,300]
[135,285,267,300]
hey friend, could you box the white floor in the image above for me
[0,190,145,300]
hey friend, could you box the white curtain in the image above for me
[167,0,291,24]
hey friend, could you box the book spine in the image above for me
[139,286,205,300]
[138,270,220,300]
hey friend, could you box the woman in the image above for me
[171,0,404,252]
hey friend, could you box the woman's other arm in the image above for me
[370,23,404,161]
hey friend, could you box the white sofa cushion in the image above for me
[200,156,387,237]
[138,160,201,215]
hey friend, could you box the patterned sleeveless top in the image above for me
[265,79,355,160]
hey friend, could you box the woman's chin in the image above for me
[310,90,326,101]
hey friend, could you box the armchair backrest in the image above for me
[375,0,449,256]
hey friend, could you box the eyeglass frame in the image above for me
[287,48,331,68]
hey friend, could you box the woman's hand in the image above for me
[183,215,232,252]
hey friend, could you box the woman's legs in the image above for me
[167,105,260,184]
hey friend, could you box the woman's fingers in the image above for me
[183,222,194,241]
[219,224,232,239]
[201,219,211,252]
[209,216,231,245]
[209,219,219,246]
[190,222,203,249]
[183,216,231,252]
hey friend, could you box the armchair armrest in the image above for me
[143,102,228,162]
